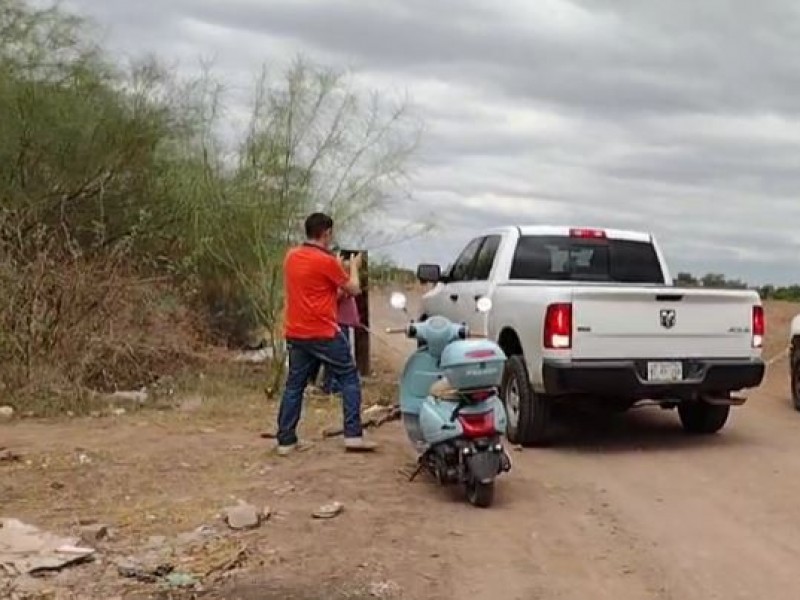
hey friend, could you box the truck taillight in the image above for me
[569,228,606,239]
[752,305,764,348]
[544,303,572,349]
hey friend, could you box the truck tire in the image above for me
[791,343,800,412]
[501,355,552,446]
[678,401,730,434]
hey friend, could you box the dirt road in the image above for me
[2,297,799,599]
[366,295,800,600]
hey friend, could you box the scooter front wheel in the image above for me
[465,479,495,508]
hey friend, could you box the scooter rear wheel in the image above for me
[465,479,495,508]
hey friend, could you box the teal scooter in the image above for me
[386,291,511,507]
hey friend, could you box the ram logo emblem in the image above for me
[660,309,676,329]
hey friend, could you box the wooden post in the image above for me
[352,250,370,376]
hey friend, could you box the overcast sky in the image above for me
[62,0,800,284]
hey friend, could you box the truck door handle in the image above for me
[449,294,459,302]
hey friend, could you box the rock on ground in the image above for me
[224,504,261,530]
[312,501,344,520]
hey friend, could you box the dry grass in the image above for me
[0,266,211,417]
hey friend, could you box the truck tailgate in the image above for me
[570,287,757,360]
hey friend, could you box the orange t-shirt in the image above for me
[283,244,350,340]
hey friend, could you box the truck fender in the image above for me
[497,327,524,358]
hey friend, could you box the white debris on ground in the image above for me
[312,502,344,520]
[234,348,273,363]
[0,518,95,576]
[109,389,148,404]
[233,341,288,365]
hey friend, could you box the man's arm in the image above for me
[323,252,362,295]
[341,253,362,296]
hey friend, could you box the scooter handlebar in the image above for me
[386,324,420,338]
[385,321,480,340]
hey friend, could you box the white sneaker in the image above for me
[344,437,377,452]
[276,440,314,456]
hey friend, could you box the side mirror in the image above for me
[389,292,407,311]
[416,263,441,284]
[476,297,492,313]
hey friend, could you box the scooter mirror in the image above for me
[389,292,408,311]
[476,297,493,313]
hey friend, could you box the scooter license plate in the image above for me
[646,361,683,382]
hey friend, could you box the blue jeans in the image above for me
[321,326,351,394]
[277,330,363,446]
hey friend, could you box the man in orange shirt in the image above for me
[276,212,376,455]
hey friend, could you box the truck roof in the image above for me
[486,225,653,243]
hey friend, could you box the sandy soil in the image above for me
[2,296,799,599]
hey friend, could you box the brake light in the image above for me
[570,228,606,239]
[544,303,572,349]
[752,305,764,348]
[458,411,496,438]
[465,349,496,359]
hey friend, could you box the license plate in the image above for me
[647,361,683,382]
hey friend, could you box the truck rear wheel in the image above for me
[501,355,552,446]
[678,400,730,434]
[791,343,800,411]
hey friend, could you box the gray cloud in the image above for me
[63,0,800,284]
[156,0,800,117]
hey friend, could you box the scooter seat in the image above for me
[429,377,460,401]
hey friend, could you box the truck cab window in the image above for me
[449,237,483,282]
[472,235,501,281]
[510,236,663,284]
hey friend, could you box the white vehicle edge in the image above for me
[791,315,800,409]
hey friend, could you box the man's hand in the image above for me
[350,252,363,271]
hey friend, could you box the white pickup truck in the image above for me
[791,316,800,410]
[416,225,766,445]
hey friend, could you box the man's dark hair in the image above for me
[304,212,334,240]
